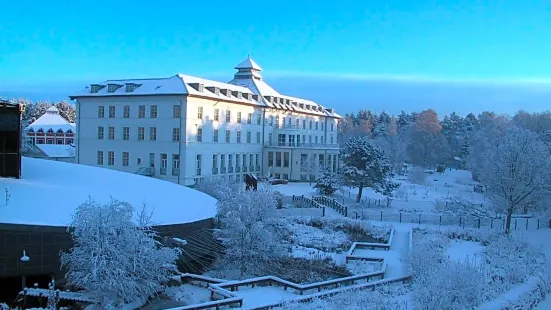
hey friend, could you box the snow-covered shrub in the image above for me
[215,185,287,276]
[60,199,180,309]
[394,185,409,201]
[434,196,493,217]
[194,177,240,200]
[409,167,427,185]
[405,230,487,309]
[477,275,551,310]
[314,168,342,195]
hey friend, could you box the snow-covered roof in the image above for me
[0,157,218,226]
[235,56,263,71]
[25,106,75,133]
[36,144,75,158]
[69,57,341,118]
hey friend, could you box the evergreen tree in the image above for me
[341,137,399,203]
[314,168,342,195]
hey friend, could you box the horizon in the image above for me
[2,0,551,116]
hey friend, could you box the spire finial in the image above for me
[247,53,250,58]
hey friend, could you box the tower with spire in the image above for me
[233,55,263,80]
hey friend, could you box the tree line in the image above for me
[6,98,76,127]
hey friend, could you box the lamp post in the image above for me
[20,249,30,290]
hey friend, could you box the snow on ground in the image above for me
[267,168,487,214]
[238,286,299,309]
[0,157,217,226]
[446,240,485,265]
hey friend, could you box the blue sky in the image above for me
[1,0,551,116]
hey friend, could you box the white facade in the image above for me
[70,57,341,186]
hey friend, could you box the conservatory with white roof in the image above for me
[69,57,341,185]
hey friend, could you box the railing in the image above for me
[292,195,326,216]
[135,167,154,176]
[312,196,348,217]
[266,141,340,149]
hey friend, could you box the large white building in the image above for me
[69,57,341,186]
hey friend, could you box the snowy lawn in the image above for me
[0,158,217,226]
[446,239,485,265]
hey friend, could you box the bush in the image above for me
[270,179,288,185]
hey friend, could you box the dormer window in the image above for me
[37,129,44,133]
[107,84,121,93]
[252,95,259,101]
[27,128,34,133]
[67,129,74,134]
[299,103,304,109]
[56,129,64,134]
[306,105,311,110]
[47,129,54,133]
[243,93,250,100]
[125,83,139,92]
[90,84,104,94]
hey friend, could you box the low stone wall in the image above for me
[0,218,215,278]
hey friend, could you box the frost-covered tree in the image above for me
[55,101,76,123]
[60,199,180,308]
[374,134,407,174]
[215,186,286,276]
[314,168,343,195]
[477,127,551,234]
[341,137,399,203]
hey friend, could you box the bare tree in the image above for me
[478,127,551,234]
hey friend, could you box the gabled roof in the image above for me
[26,106,75,132]
[36,144,75,158]
[235,56,263,71]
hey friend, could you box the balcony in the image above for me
[266,141,340,149]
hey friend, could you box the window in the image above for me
[197,127,203,142]
[98,106,105,118]
[108,127,115,140]
[160,154,167,175]
[236,130,241,143]
[214,109,219,121]
[149,127,157,141]
[149,153,155,168]
[123,127,129,140]
[256,114,261,125]
[236,154,241,169]
[269,116,274,126]
[172,154,180,176]
[228,154,233,171]
[246,131,251,143]
[220,154,225,168]
[197,106,203,119]
[278,134,286,146]
[249,154,253,169]
[150,105,158,118]
[196,155,202,175]
[284,152,290,167]
[97,127,104,139]
[123,105,130,118]
[331,123,334,131]
[256,132,261,143]
[268,133,273,144]
[237,112,242,123]
[173,105,181,118]
[173,128,180,141]
[122,152,129,166]
[328,155,332,172]
[296,119,300,128]
[288,117,292,127]
[321,122,324,130]
[108,151,115,166]
[300,154,307,172]
[138,105,145,118]
[309,121,312,129]
[46,138,54,144]
[315,136,318,144]
[276,152,282,167]
[303,120,306,129]
[247,113,252,124]
[66,138,73,144]
[213,129,219,142]
[109,106,115,118]
[333,155,337,172]
[242,154,247,170]
[225,110,231,122]
[315,121,319,130]
[289,135,295,147]
[255,154,260,169]
[138,127,145,140]
[137,158,142,165]
[297,135,301,146]
[97,151,104,165]
[212,154,218,174]
[225,130,230,143]
[275,116,280,127]
[330,136,334,144]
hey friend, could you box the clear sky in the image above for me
[1,0,551,115]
